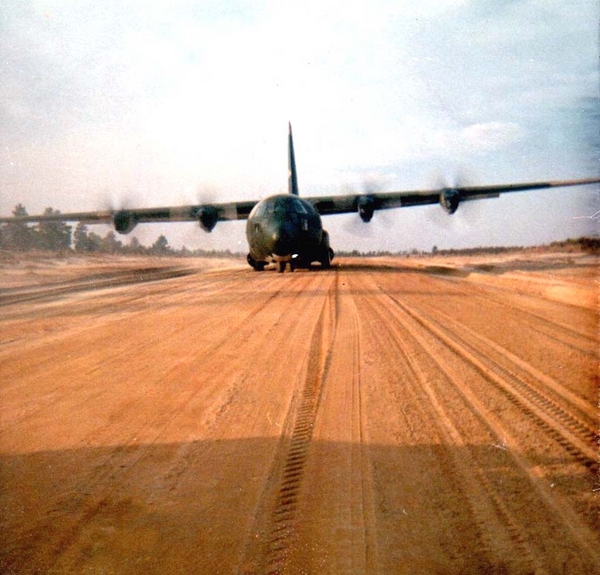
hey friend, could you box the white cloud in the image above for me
[460,122,524,152]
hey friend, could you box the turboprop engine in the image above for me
[196,206,219,232]
[112,210,138,234]
[357,196,375,222]
[439,188,461,214]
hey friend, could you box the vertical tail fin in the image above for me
[288,122,299,195]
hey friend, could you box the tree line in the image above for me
[0,203,235,257]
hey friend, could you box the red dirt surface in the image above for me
[0,252,598,574]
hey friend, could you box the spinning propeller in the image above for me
[427,170,482,228]
[342,176,394,237]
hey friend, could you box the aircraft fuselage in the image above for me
[245,194,333,272]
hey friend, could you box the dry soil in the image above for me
[0,252,598,574]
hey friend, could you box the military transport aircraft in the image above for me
[1,123,599,272]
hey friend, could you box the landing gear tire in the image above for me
[277,261,286,273]
[320,248,333,269]
[247,254,265,271]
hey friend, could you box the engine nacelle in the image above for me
[357,196,375,222]
[196,206,219,233]
[112,210,138,234]
[439,188,461,214]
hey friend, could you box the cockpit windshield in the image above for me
[250,196,311,219]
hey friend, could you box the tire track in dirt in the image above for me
[429,272,597,358]
[2,256,597,574]
[0,267,197,307]
[386,288,597,469]
[357,282,546,574]
[281,270,378,574]
[239,272,340,575]
[142,273,335,496]
[329,276,377,575]
[0,264,245,323]
[1,270,329,574]
[0,271,291,437]
[364,271,600,572]
[21,271,329,575]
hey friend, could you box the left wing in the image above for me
[306,177,600,220]
[0,200,258,233]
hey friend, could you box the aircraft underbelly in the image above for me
[248,232,321,261]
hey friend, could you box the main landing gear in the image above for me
[320,247,334,269]
[247,254,266,271]
[247,252,334,273]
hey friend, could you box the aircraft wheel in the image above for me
[277,261,286,273]
[320,249,332,269]
[247,254,266,271]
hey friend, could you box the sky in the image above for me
[1,0,598,253]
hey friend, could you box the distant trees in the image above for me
[0,203,184,256]
[100,231,123,254]
[74,222,101,252]
[151,235,170,255]
[71,223,153,255]
[1,204,72,251]
[1,204,37,251]
[36,208,72,251]
[127,236,145,255]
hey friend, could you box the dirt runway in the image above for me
[0,253,598,574]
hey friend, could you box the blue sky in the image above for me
[1,0,598,252]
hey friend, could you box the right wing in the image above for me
[305,177,600,218]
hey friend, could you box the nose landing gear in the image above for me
[275,255,293,273]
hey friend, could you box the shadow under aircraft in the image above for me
[1,124,599,272]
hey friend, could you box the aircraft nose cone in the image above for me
[271,222,297,256]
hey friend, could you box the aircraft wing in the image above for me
[1,177,598,230]
[0,200,258,233]
[306,177,600,217]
